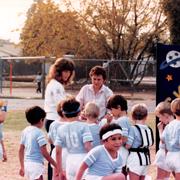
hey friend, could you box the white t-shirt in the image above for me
[76,84,113,119]
[44,79,66,121]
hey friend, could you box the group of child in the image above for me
[1,95,180,180]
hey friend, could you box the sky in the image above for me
[0,0,64,44]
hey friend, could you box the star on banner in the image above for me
[173,85,180,98]
[166,74,173,81]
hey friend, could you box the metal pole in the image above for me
[42,58,46,99]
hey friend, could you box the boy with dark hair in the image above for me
[19,106,57,180]
[55,97,93,180]
[75,123,125,180]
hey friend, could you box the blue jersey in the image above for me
[88,123,101,147]
[55,121,93,154]
[128,124,153,148]
[48,120,66,144]
[162,119,180,152]
[84,145,123,176]
[20,126,47,164]
[99,116,133,145]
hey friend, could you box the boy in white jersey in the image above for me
[126,103,154,180]
[55,97,93,180]
[84,102,101,147]
[19,106,57,180]
[75,123,125,180]
[154,99,174,180]
[161,98,180,179]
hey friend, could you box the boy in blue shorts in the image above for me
[19,106,57,180]
[75,123,125,180]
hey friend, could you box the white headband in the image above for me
[102,129,122,140]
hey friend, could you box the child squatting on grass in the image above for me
[18,106,57,180]
[75,123,125,180]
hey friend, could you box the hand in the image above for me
[2,152,7,162]
[19,168,24,177]
[104,113,113,123]
[157,122,164,131]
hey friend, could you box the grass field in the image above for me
[0,110,174,180]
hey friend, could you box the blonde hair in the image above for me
[171,98,180,116]
[155,98,173,116]
[84,102,99,119]
[131,103,148,120]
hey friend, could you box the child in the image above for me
[161,98,180,179]
[0,100,7,162]
[154,99,174,180]
[126,103,154,180]
[84,102,101,147]
[48,100,68,179]
[19,106,57,180]
[75,123,125,180]
[54,97,93,180]
[100,94,132,169]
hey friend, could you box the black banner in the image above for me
[156,43,180,151]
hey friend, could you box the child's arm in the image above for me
[75,162,88,180]
[40,144,57,168]
[84,141,92,152]
[56,146,65,179]
[18,144,25,177]
[1,140,7,162]
[0,111,6,123]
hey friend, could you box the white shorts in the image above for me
[25,162,44,180]
[118,146,129,166]
[66,153,86,180]
[127,152,149,176]
[51,147,68,170]
[165,151,180,173]
[85,174,103,180]
[154,149,171,172]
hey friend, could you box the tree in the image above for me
[162,0,180,44]
[64,0,167,84]
[20,0,101,58]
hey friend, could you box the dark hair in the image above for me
[89,66,107,80]
[99,123,122,140]
[47,58,75,84]
[61,97,80,118]
[107,94,127,111]
[25,106,46,125]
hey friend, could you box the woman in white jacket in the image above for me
[44,57,75,180]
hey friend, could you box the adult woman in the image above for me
[76,65,113,120]
[44,57,75,131]
[44,57,75,180]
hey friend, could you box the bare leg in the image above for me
[156,167,170,180]
[175,172,180,180]
[102,173,125,180]
[128,171,140,180]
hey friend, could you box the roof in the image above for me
[0,42,22,57]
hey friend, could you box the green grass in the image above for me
[4,110,156,133]
[3,110,28,131]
